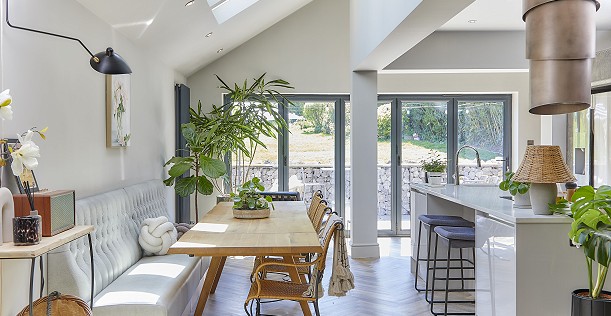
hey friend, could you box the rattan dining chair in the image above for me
[307,190,324,215]
[245,214,344,316]
[253,202,333,281]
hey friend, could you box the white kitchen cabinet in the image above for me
[476,213,516,316]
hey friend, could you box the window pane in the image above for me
[457,100,504,184]
[401,100,448,232]
[288,101,335,206]
[377,101,392,231]
[232,103,279,191]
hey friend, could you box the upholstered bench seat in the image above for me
[48,180,208,316]
[93,254,209,316]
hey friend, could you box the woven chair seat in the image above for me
[247,280,313,302]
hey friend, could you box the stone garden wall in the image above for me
[239,164,503,217]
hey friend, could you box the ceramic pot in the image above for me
[513,192,531,209]
[571,289,611,316]
[427,172,444,185]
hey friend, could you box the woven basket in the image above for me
[17,291,92,316]
[233,208,270,219]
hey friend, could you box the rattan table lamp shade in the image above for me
[512,145,576,183]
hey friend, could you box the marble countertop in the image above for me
[411,183,572,224]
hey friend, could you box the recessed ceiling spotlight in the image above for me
[185,0,195,7]
[205,32,213,38]
[468,19,477,23]
[217,48,223,53]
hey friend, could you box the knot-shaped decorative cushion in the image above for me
[138,216,177,256]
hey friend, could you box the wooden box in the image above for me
[13,190,75,237]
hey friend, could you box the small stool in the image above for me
[430,226,476,316]
[414,215,474,302]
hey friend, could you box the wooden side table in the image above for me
[0,226,94,316]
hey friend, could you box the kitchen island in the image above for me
[410,183,589,316]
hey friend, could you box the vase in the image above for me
[0,187,15,244]
[0,164,20,194]
[233,208,270,219]
[513,192,531,209]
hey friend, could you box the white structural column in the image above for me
[350,70,380,258]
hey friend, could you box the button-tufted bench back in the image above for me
[48,180,172,301]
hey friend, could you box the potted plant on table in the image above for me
[553,185,611,315]
[421,151,446,185]
[499,171,531,208]
[231,177,274,219]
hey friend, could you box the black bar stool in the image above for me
[414,215,474,302]
[430,226,476,316]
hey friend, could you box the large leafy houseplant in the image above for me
[554,185,611,300]
[163,123,227,223]
[189,73,292,193]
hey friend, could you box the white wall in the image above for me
[386,31,528,71]
[0,0,182,314]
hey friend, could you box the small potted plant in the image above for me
[421,151,446,185]
[230,177,274,219]
[553,185,611,315]
[499,171,531,208]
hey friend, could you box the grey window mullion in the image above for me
[447,98,458,184]
[279,99,289,191]
[391,98,401,235]
[335,97,346,218]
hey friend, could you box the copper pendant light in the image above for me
[523,0,600,115]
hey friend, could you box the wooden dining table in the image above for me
[168,201,322,316]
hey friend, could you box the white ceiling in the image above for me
[75,0,611,76]
[75,0,312,76]
[440,0,611,31]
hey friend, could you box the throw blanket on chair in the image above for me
[328,227,355,296]
[139,216,177,256]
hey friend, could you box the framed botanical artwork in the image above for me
[106,74,131,147]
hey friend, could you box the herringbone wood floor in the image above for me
[198,237,473,316]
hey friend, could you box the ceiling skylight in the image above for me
[207,0,260,24]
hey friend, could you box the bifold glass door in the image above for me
[235,96,350,225]
[377,95,511,236]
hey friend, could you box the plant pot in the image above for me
[512,192,531,209]
[233,208,270,219]
[571,289,611,316]
[427,172,444,185]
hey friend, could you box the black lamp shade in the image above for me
[90,47,132,74]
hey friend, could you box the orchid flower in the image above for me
[0,89,13,121]
[11,135,40,176]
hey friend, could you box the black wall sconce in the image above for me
[5,0,132,74]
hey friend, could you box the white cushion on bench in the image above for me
[93,254,209,316]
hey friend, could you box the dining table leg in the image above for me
[210,256,227,294]
[283,255,312,316]
[194,256,225,316]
